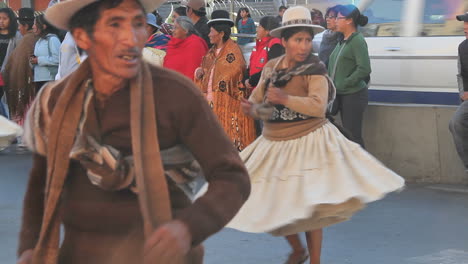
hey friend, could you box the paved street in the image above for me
[1,149,468,264]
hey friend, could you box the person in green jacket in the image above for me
[328,4,371,147]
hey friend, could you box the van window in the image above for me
[360,0,404,37]
[421,0,468,36]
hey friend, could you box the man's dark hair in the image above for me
[278,6,288,12]
[68,0,144,37]
[187,6,206,18]
[211,23,230,42]
[259,16,280,32]
[325,4,341,18]
[280,26,314,41]
[35,14,62,39]
[174,6,187,17]
[152,10,164,26]
[0,8,18,38]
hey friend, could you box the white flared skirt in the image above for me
[227,122,405,236]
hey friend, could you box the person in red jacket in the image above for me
[163,16,208,80]
[244,16,284,90]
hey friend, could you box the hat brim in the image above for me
[270,24,324,38]
[45,0,166,30]
[147,21,160,29]
[207,18,234,27]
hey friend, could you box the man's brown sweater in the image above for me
[18,66,251,263]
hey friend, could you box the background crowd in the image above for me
[1,1,407,264]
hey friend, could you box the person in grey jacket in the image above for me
[318,5,343,67]
[449,12,468,171]
[55,31,87,80]
[29,14,61,93]
[0,8,22,118]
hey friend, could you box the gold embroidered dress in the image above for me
[196,39,255,151]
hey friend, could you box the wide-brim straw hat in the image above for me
[45,0,166,30]
[270,6,324,38]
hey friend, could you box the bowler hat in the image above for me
[207,9,234,27]
[46,0,166,30]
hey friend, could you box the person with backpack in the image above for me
[29,14,61,93]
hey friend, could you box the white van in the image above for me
[314,0,466,105]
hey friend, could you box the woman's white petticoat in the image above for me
[227,122,405,236]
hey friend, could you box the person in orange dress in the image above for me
[195,10,256,151]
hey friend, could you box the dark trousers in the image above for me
[449,101,468,170]
[35,81,48,94]
[0,86,6,117]
[334,88,368,148]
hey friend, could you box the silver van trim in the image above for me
[371,55,457,60]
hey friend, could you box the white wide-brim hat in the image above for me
[270,6,325,38]
[46,0,166,30]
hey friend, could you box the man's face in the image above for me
[464,22,468,39]
[76,0,147,80]
[18,23,29,36]
[279,9,286,17]
[186,6,193,18]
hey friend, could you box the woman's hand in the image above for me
[266,87,288,105]
[17,249,33,264]
[29,56,38,65]
[194,68,204,80]
[240,98,253,115]
[244,79,253,90]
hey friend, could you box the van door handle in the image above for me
[384,47,401,51]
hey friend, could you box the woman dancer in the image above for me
[227,6,404,264]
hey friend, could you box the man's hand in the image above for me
[17,249,33,264]
[143,220,192,264]
[267,87,289,105]
[240,98,253,115]
[461,92,468,101]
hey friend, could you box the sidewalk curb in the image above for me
[425,184,468,194]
